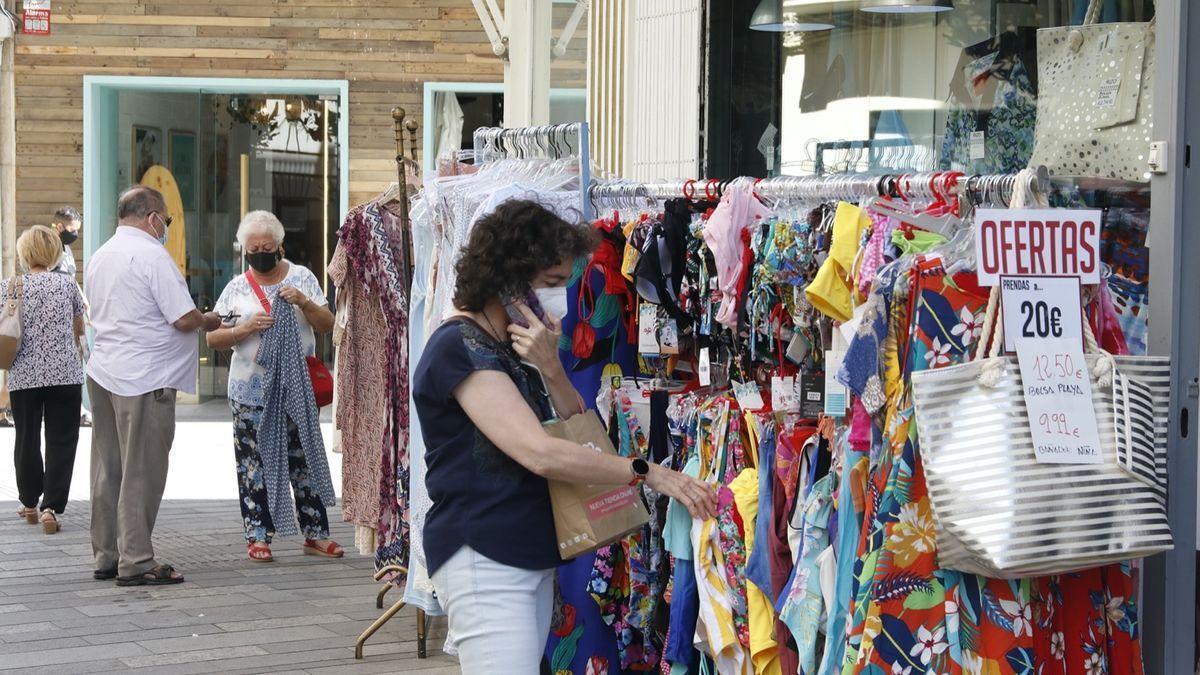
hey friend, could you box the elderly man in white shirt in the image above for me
[84,185,221,587]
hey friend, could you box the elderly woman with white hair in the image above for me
[207,210,341,562]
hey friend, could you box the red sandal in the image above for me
[247,542,274,563]
[303,539,344,558]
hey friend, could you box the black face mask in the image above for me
[60,230,78,247]
[246,250,281,274]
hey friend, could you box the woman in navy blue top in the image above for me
[413,200,715,672]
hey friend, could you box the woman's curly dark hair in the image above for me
[453,199,598,312]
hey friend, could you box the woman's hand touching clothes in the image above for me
[646,464,718,521]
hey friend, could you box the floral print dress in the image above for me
[840,260,1144,675]
[939,53,1037,175]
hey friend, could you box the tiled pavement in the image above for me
[0,500,457,674]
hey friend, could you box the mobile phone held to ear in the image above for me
[501,285,549,329]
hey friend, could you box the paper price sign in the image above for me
[771,375,799,413]
[1015,337,1104,464]
[1000,276,1082,353]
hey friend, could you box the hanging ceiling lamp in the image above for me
[749,0,835,32]
[861,0,953,13]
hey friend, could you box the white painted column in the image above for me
[504,0,552,126]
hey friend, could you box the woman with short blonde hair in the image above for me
[9,225,87,534]
[18,225,66,271]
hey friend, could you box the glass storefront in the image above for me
[85,80,346,403]
[699,2,1181,668]
[773,0,1156,178]
[708,0,1155,355]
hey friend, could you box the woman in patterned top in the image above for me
[7,225,86,534]
[207,211,341,563]
[413,200,717,673]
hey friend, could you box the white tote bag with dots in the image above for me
[1029,0,1155,182]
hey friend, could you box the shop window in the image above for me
[705,0,1156,355]
[767,0,1156,178]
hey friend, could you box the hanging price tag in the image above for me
[785,331,809,364]
[771,375,799,413]
[798,373,825,418]
[970,131,986,160]
[659,318,680,355]
[1015,337,1104,464]
[1095,76,1122,109]
[824,350,848,417]
[698,348,712,387]
[638,304,660,354]
[1000,276,1083,353]
[733,380,766,411]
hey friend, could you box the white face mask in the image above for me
[533,286,569,321]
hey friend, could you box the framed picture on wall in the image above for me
[168,130,197,211]
[132,125,162,184]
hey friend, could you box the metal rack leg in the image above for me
[416,609,427,658]
[356,564,410,660]
[355,597,406,660]
[376,582,392,609]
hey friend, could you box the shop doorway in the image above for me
[83,77,350,403]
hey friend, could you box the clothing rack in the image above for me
[357,122,594,661]
[754,168,1051,204]
[812,138,930,175]
[588,168,1052,209]
[587,178,727,211]
[471,122,594,220]
[354,108,429,662]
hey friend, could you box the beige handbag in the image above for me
[911,289,1172,578]
[0,276,24,370]
[1029,0,1155,182]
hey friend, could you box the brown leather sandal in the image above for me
[17,506,37,524]
[40,510,58,534]
[115,564,184,587]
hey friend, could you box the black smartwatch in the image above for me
[628,457,650,486]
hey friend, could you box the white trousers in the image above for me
[431,546,555,674]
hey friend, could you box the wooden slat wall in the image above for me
[11,0,564,241]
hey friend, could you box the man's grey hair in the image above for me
[117,185,165,221]
[236,210,286,249]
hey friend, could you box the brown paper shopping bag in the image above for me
[543,411,650,560]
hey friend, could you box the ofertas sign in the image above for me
[1015,336,1104,465]
[974,209,1102,285]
